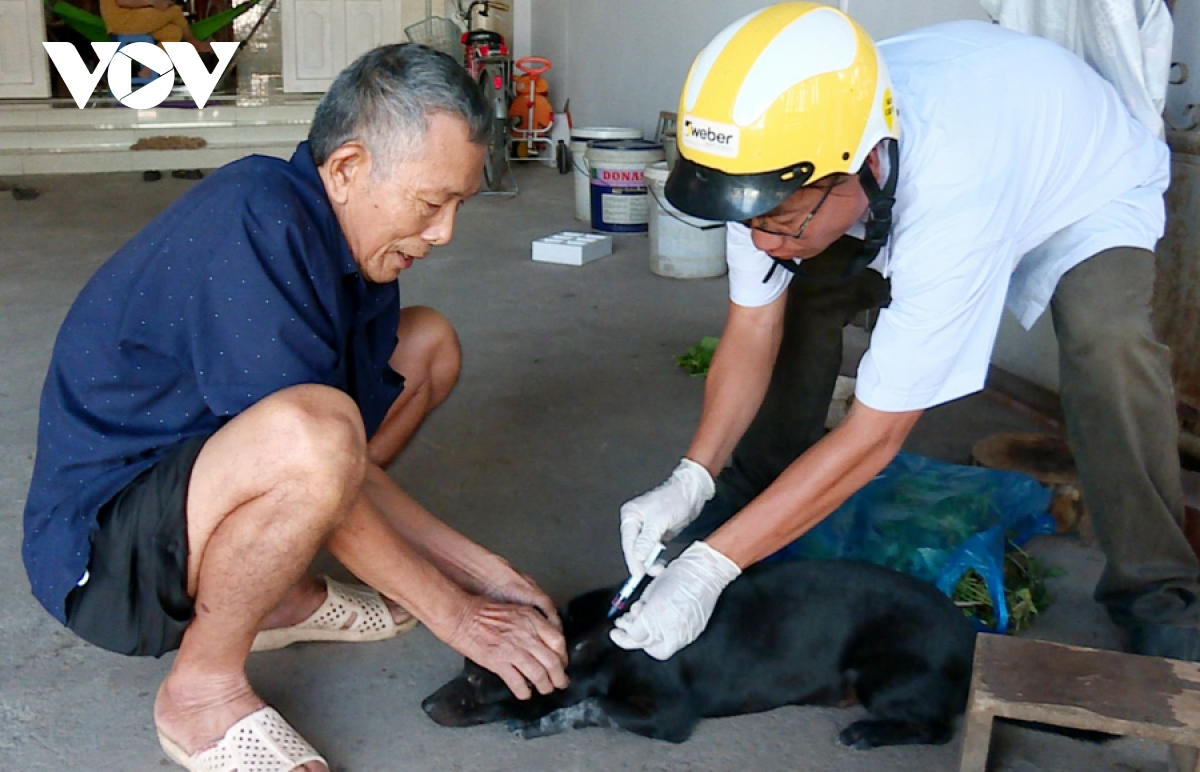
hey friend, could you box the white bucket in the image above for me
[662,133,679,171]
[570,127,643,221]
[644,161,727,278]
[586,139,665,234]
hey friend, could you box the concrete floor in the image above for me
[0,163,1174,770]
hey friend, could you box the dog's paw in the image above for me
[838,721,876,750]
[504,719,547,740]
[839,719,951,749]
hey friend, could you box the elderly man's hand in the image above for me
[471,558,562,630]
[447,597,569,700]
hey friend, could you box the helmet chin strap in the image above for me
[851,137,899,276]
[761,138,899,284]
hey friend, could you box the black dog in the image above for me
[423,559,977,748]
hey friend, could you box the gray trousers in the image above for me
[681,241,1200,632]
[1053,247,1199,629]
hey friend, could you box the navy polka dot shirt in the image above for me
[23,143,404,624]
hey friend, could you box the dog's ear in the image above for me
[568,624,618,673]
[464,659,512,704]
[561,587,618,638]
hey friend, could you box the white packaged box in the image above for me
[531,231,613,266]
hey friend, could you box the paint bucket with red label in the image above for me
[585,139,665,233]
[570,127,643,221]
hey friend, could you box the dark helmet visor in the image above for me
[664,156,816,222]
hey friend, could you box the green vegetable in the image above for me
[952,543,1060,632]
[676,336,720,377]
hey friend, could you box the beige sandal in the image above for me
[251,576,418,653]
[158,706,326,771]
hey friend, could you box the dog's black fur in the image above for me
[423,559,977,748]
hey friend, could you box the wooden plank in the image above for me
[958,657,995,772]
[971,635,1200,746]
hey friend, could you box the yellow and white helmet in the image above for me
[666,2,898,222]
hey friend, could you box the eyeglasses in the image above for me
[742,182,836,241]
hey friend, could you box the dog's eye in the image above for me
[466,673,481,687]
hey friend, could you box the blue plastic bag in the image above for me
[767,452,1056,632]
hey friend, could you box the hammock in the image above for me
[48,0,261,44]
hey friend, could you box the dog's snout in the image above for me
[422,677,495,727]
[422,692,460,725]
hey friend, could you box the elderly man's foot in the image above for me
[252,575,417,652]
[155,677,328,771]
[259,574,412,631]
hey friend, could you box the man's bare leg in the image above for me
[154,385,368,770]
[161,6,214,53]
[224,311,566,699]
[258,306,460,634]
[369,305,461,467]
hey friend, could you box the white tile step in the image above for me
[0,141,300,176]
[0,103,317,130]
[0,123,310,151]
[0,97,318,175]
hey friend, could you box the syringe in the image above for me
[606,543,666,620]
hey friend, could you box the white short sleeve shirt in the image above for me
[724,21,1169,413]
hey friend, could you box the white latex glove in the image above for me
[619,458,715,581]
[609,541,741,660]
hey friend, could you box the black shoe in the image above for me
[1128,624,1200,661]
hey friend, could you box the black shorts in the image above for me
[64,434,211,657]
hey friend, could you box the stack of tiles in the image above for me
[531,232,613,266]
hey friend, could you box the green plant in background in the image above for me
[952,543,1061,632]
[676,336,720,377]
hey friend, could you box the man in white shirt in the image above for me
[611,2,1200,662]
